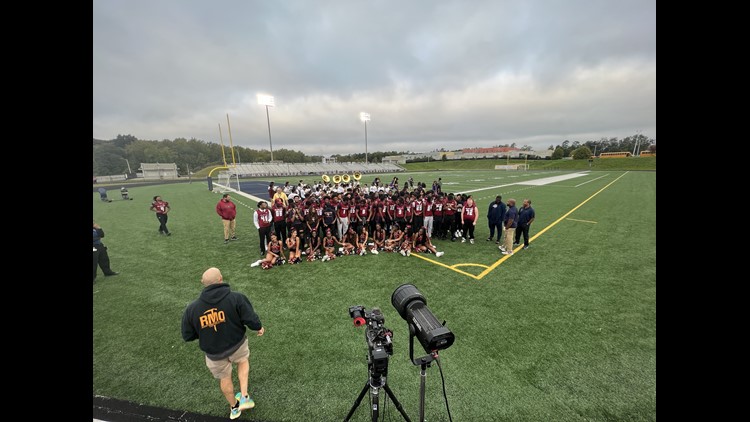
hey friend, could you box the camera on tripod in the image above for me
[345,285,454,422]
[348,306,393,380]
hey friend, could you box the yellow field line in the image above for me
[566,218,598,224]
[410,253,485,280]
[474,171,629,279]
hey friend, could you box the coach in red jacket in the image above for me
[216,194,238,244]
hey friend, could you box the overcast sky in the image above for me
[93,0,655,155]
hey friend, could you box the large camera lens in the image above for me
[391,284,454,352]
[391,284,426,319]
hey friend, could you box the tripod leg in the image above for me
[383,383,412,422]
[344,382,371,422]
[371,385,379,422]
[419,365,427,422]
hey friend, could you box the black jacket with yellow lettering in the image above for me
[181,283,262,360]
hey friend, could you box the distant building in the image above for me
[462,147,519,154]
[384,147,551,163]
[524,149,553,159]
[140,163,179,180]
[382,155,406,164]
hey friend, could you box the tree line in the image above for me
[93,134,406,176]
[549,134,656,160]
[93,133,656,176]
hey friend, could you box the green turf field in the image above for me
[93,169,656,421]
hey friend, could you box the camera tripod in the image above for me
[343,372,411,422]
[408,323,439,422]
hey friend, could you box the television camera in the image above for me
[348,306,393,381]
[345,306,410,422]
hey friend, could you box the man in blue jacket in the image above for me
[182,267,266,420]
[514,199,536,249]
[500,199,518,255]
[486,195,506,244]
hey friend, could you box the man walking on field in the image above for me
[181,267,265,420]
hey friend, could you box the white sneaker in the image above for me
[461,237,466,243]
[470,239,475,244]
[301,251,306,255]
[400,250,407,256]
[499,245,506,251]
[501,251,513,255]
[250,260,263,267]
[436,251,444,257]
[371,249,379,255]
[406,250,411,256]
[360,250,366,256]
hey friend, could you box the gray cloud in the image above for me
[93,0,656,155]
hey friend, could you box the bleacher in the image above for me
[229,162,404,178]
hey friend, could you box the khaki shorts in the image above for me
[205,338,250,379]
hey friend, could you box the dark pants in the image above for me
[323,222,337,238]
[514,224,531,247]
[347,220,357,237]
[369,217,382,235]
[292,222,305,250]
[433,216,443,238]
[449,215,460,239]
[488,222,503,240]
[156,213,169,234]
[274,220,287,244]
[258,226,272,254]
[462,220,476,239]
[93,244,114,280]
[412,215,424,231]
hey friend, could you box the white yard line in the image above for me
[423,172,592,194]
[460,183,518,194]
[574,173,609,187]
[515,172,590,186]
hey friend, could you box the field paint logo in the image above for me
[200,308,226,331]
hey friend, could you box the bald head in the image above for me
[201,267,223,287]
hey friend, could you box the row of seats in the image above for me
[229,162,404,177]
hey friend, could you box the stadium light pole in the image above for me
[258,94,275,162]
[360,112,370,164]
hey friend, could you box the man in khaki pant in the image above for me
[500,199,518,255]
[216,194,238,244]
